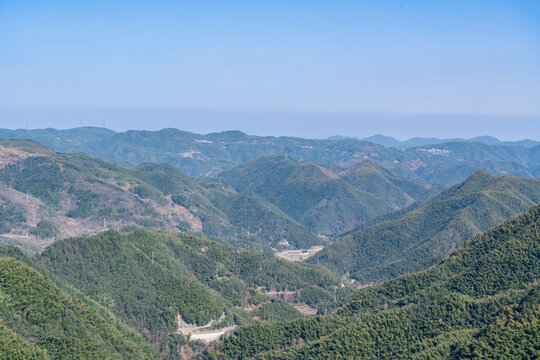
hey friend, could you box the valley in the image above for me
[0,129,538,359]
[2,2,538,358]
[212,204,540,359]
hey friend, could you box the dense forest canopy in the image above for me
[1,229,343,359]
[210,204,540,359]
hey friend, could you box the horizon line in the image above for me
[0,126,538,143]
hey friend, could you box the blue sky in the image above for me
[0,0,539,139]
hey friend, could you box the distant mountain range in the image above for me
[1,127,539,185]
[329,134,540,149]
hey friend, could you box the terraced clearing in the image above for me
[275,246,324,261]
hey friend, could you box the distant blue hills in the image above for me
[1,127,539,185]
[328,134,539,149]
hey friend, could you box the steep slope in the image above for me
[208,190,322,249]
[0,256,157,359]
[212,204,540,359]
[37,229,341,358]
[339,160,440,209]
[218,156,392,235]
[312,170,540,282]
[0,140,205,251]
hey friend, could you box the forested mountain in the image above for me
[311,170,540,282]
[0,127,400,176]
[219,156,438,235]
[0,229,343,359]
[205,190,319,249]
[210,204,540,359]
[0,139,206,251]
[1,139,443,252]
[0,140,325,252]
[339,160,438,209]
[1,127,538,185]
[0,254,158,359]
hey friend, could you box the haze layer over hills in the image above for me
[1,0,539,356]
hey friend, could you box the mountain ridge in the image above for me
[2,127,539,184]
[0,140,338,252]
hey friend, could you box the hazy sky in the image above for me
[0,1,539,138]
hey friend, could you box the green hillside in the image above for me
[208,190,322,249]
[312,170,540,282]
[218,156,437,235]
[0,140,203,250]
[129,162,323,249]
[0,257,157,359]
[219,156,387,235]
[211,204,540,359]
[0,322,48,360]
[36,229,341,358]
[0,139,434,251]
[339,160,440,208]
